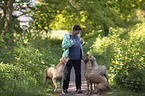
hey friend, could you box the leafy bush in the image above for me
[0,62,44,96]
[0,63,17,95]
[87,23,145,91]
[14,39,46,84]
[0,30,64,95]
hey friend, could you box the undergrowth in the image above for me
[86,23,145,94]
[0,30,65,96]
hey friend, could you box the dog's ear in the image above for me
[67,56,70,60]
[84,56,89,63]
[90,56,95,61]
[86,54,89,56]
[92,56,96,61]
[60,58,65,63]
[90,56,93,61]
[84,58,88,63]
[63,57,67,63]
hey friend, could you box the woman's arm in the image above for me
[62,34,75,49]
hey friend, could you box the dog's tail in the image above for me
[44,68,49,92]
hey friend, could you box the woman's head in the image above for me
[72,25,82,36]
[73,24,82,30]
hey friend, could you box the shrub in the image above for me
[0,62,44,96]
[87,23,145,91]
[0,30,64,95]
[14,39,46,84]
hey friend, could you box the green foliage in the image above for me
[50,0,123,34]
[14,39,45,84]
[117,0,144,27]
[87,23,145,91]
[0,63,17,95]
[0,22,145,95]
[0,36,6,48]
[117,0,144,16]
[0,40,39,96]
[0,0,145,95]
[82,29,103,54]
[27,30,63,63]
[31,0,67,31]
[0,62,45,96]
[0,30,64,95]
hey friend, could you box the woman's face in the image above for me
[72,30,81,36]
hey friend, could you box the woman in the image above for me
[62,25,84,93]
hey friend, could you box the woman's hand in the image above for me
[81,39,85,44]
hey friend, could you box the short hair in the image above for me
[73,25,82,30]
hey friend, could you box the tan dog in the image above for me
[83,55,114,94]
[44,57,69,94]
[90,56,109,82]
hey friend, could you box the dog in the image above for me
[44,57,69,94]
[90,55,109,92]
[83,55,114,94]
[90,56,109,81]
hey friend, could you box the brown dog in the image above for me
[90,56,109,81]
[83,55,114,94]
[44,57,69,94]
[90,55,109,92]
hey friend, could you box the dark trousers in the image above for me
[63,60,81,90]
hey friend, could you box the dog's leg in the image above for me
[94,84,98,94]
[52,78,57,92]
[60,79,62,92]
[89,83,93,94]
[85,80,89,94]
[94,84,96,90]
[44,78,47,92]
[60,78,65,94]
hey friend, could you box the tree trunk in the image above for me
[0,0,14,34]
[104,24,109,36]
[5,0,14,30]
[0,0,8,35]
[124,19,128,29]
[1,0,14,45]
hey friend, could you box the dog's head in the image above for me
[83,54,91,63]
[60,57,69,64]
[90,56,96,63]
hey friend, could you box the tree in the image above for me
[0,0,32,45]
[30,0,68,32]
[24,0,122,36]
[117,0,144,28]
[50,0,145,36]
[50,0,122,36]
